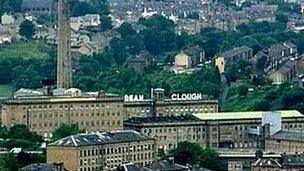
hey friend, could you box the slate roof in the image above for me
[282,154,304,167]
[22,0,53,9]
[19,163,52,171]
[267,130,304,142]
[221,46,252,59]
[50,130,153,147]
[183,46,204,56]
[149,160,188,171]
[115,163,152,171]
[268,43,289,54]
[277,60,296,75]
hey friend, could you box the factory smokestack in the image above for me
[57,0,72,89]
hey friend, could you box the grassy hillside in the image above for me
[0,40,52,59]
[224,83,304,113]
[0,84,12,97]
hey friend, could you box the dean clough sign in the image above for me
[124,94,144,102]
[171,93,202,101]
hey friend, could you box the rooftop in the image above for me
[221,45,252,59]
[268,130,304,142]
[19,163,52,171]
[252,158,281,167]
[282,154,304,166]
[22,0,53,9]
[50,130,153,147]
[193,110,303,121]
[148,160,188,171]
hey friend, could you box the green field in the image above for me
[0,84,12,97]
[0,40,52,59]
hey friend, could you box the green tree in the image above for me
[201,148,223,170]
[169,141,224,170]
[7,124,43,142]
[71,1,96,16]
[52,123,84,141]
[118,22,136,39]
[169,141,203,166]
[0,153,19,171]
[100,16,113,32]
[19,20,36,39]
[238,84,249,96]
[275,12,288,24]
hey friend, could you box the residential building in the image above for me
[70,14,101,32]
[0,30,12,44]
[265,130,304,153]
[174,46,205,69]
[261,42,297,72]
[46,33,91,48]
[1,13,15,25]
[176,19,202,35]
[126,50,152,71]
[72,42,100,56]
[47,130,155,171]
[35,25,50,39]
[269,60,297,85]
[81,14,101,28]
[21,0,54,15]
[125,110,304,150]
[214,46,253,73]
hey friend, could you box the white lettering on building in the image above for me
[124,94,144,102]
[171,93,202,101]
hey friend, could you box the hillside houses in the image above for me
[172,46,206,74]
[214,46,253,73]
[21,0,54,16]
[70,14,101,32]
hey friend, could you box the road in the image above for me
[218,74,229,111]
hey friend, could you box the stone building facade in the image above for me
[125,110,304,151]
[1,88,218,138]
[265,130,304,153]
[47,130,155,171]
[1,94,124,138]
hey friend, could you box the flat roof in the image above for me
[193,110,303,121]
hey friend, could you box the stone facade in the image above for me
[1,95,124,138]
[125,111,304,151]
[47,130,155,171]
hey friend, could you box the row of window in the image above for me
[20,103,120,110]
[142,126,207,134]
[30,120,122,129]
[24,111,121,119]
[79,144,153,157]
